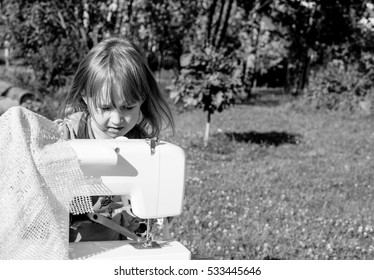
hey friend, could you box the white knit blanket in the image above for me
[0,107,94,259]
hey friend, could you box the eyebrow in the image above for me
[98,101,138,108]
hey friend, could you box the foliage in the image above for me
[168,46,241,117]
[266,0,369,93]
[139,0,199,71]
[239,22,289,89]
[1,0,115,92]
[235,1,288,90]
[2,0,374,117]
[1,0,201,92]
[302,55,374,113]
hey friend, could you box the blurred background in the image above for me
[2,0,374,119]
[2,0,374,260]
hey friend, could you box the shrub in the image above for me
[3,0,114,93]
[169,46,242,114]
[167,46,244,146]
[302,57,374,113]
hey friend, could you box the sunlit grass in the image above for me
[163,103,374,259]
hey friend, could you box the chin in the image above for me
[110,130,128,138]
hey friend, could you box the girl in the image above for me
[56,36,175,242]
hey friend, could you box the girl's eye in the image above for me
[122,105,135,110]
[100,106,111,111]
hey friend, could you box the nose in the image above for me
[110,109,124,125]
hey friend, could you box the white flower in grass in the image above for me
[358,226,363,234]
[365,225,373,233]
[326,243,333,253]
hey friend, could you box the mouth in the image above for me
[107,126,124,132]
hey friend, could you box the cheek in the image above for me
[95,112,110,123]
[126,110,140,122]
[91,112,111,127]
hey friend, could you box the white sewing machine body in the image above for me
[67,138,190,260]
[69,240,190,260]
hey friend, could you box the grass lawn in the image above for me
[163,99,374,260]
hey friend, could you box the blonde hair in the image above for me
[59,36,174,137]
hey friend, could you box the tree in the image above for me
[1,0,117,92]
[170,46,241,146]
[140,0,199,76]
[205,0,234,49]
[169,0,243,146]
[236,1,288,93]
[168,0,289,146]
[265,0,368,94]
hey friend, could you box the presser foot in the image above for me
[128,219,162,249]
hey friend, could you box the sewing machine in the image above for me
[67,138,191,260]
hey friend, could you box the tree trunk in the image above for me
[217,0,234,49]
[250,16,261,93]
[203,111,211,147]
[297,51,310,94]
[295,3,316,95]
[206,0,218,46]
[212,0,225,47]
[284,57,290,94]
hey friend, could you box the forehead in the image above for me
[94,94,134,109]
[93,82,139,107]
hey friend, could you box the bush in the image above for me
[168,46,243,115]
[3,0,114,92]
[301,58,374,113]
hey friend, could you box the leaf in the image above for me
[180,53,193,67]
[208,73,221,87]
[213,91,224,108]
[184,96,199,107]
[169,89,181,100]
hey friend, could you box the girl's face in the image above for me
[86,96,142,139]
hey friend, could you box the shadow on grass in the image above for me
[188,131,302,161]
[225,131,302,146]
